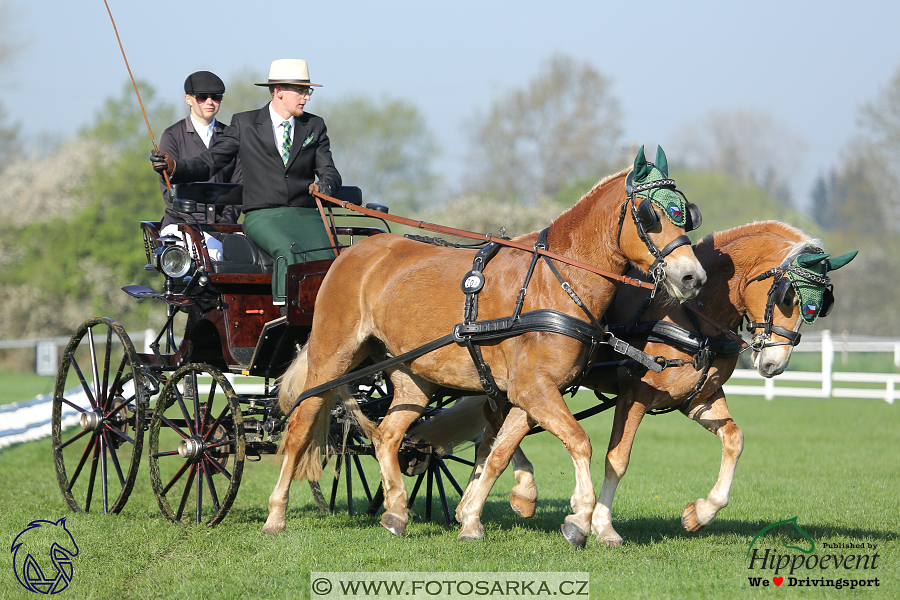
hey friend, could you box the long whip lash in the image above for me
[102,0,173,194]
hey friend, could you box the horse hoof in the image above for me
[457,524,484,541]
[261,521,285,535]
[681,500,704,533]
[560,523,587,549]
[509,492,536,518]
[380,513,407,537]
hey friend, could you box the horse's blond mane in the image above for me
[700,220,818,259]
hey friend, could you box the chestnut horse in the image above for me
[438,220,855,545]
[262,158,708,545]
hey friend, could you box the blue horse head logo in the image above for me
[11,518,79,594]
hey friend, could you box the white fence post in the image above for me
[144,329,154,354]
[821,329,833,398]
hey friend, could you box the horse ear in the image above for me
[633,145,650,180]
[795,254,827,270]
[826,250,858,271]
[655,145,669,177]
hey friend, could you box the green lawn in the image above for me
[0,391,897,599]
[0,369,55,405]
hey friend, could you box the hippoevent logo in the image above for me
[746,517,880,590]
[11,518,79,594]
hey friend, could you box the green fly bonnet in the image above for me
[626,145,702,232]
[777,246,858,324]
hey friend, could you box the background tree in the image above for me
[0,81,175,340]
[669,109,805,205]
[0,0,22,171]
[315,95,439,211]
[467,54,623,204]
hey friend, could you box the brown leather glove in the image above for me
[150,149,175,176]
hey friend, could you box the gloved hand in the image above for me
[150,149,174,176]
[309,182,331,198]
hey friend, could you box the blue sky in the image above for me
[2,0,899,205]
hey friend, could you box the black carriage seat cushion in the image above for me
[212,234,275,274]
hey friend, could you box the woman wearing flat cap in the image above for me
[157,70,242,261]
[152,59,341,305]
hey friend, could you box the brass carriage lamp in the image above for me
[152,235,194,280]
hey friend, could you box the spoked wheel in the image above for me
[310,431,380,517]
[148,363,245,526]
[309,378,389,517]
[52,317,152,515]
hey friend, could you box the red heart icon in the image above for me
[773,577,783,586]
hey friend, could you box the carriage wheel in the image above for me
[147,363,245,526]
[308,383,475,523]
[52,317,151,515]
[308,378,388,517]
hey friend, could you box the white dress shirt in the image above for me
[189,115,216,148]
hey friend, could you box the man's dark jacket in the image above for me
[158,117,242,228]
[170,105,341,212]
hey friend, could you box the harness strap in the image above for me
[287,332,458,416]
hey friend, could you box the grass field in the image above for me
[0,388,897,599]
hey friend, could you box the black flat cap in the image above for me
[184,71,225,95]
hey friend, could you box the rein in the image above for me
[312,191,656,291]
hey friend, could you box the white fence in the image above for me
[723,330,899,404]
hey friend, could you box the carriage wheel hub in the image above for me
[80,410,103,432]
[178,437,204,460]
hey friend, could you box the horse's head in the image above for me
[745,242,858,377]
[617,146,706,300]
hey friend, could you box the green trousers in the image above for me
[242,207,335,302]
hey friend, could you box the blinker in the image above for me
[635,199,661,233]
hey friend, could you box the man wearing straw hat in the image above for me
[152,59,341,306]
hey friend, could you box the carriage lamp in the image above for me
[152,235,194,279]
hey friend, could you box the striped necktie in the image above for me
[281,121,292,165]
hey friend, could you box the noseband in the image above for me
[617,173,692,294]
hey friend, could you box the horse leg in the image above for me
[376,370,433,537]
[457,405,532,541]
[486,402,538,519]
[592,389,647,547]
[262,391,331,533]
[457,400,538,521]
[681,388,743,532]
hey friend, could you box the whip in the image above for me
[102,0,173,198]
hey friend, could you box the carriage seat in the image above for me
[206,185,365,275]
[211,234,274,275]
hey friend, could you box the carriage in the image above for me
[50,182,475,526]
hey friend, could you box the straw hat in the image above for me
[254,59,322,87]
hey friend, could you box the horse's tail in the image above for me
[277,344,378,482]
[408,396,489,456]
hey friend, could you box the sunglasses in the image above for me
[283,85,313,97]
[194,93,223,102]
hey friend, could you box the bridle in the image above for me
[744,247,832,351]
[616,171,700,294]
